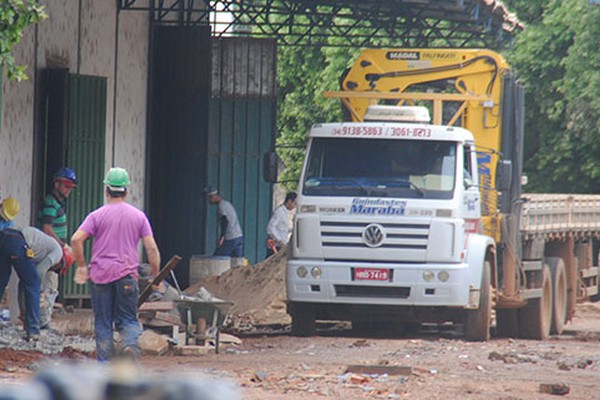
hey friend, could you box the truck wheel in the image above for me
[495,309,519,337]
[291,305,316,337]
[464,261,492,341]
[518,264,552,340]
[546,257,567,335]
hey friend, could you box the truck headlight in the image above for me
[438,270,450,282]
[423,271,434,282]
[297,266,308,278]
[311,267,322,279]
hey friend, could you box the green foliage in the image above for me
[0,0,47,81]
[275,0,600,194]
[506,0,600,193]
[276,45,359,191]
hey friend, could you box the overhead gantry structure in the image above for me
[118,0,523,49]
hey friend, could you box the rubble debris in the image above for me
[576,358,593,369]
[0,323,95,355]
[350,339,369,347]
[251,370,269,382]
[488,351,537,364]
[540,383,571,395]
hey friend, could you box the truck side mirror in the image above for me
[496,160,512,192]
[263,151,278,183]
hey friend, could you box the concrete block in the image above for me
[139,330,170,356]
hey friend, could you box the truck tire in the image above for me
[546,257,567,335]
[518,264,552,340]
[290,305,316,337]
[464,261,492,341]
[495,309,519,338]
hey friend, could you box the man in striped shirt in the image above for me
[38,168,78,247]
[37,167,78,328]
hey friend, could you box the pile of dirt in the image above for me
[185,250,290,329]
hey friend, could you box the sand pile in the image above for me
[185,249,290,329]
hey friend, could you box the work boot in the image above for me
[121,346,140,361]
[26,333,40,342]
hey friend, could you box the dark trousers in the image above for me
[214,236,244,258]
[0,229,41,335]
[90,274,141,361]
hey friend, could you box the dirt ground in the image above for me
[3,254,600,399]
[1,303,600,399]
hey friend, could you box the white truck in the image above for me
[280,48,600,340]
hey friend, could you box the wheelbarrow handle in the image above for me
[138,255,182,307]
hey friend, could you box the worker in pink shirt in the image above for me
[71,167,160,361]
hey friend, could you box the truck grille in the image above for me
[335,285,411,299]
[320,221,429,261]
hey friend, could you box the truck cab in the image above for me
[287,106,495,339]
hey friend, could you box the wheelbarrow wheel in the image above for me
[291,304,316,337]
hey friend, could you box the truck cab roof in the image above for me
[309,121,475,144]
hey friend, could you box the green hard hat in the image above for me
[103,167,130,187]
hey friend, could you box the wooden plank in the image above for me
[139,301,174,312]
[345,364,412,376]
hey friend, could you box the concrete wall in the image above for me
[1,1,149,224]
[0,25,36,228]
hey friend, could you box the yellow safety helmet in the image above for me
[0,197,20,221]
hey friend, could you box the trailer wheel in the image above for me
[290,304,316,337]
[495,309,519,337]
[546,257,567,335]
[518,264,552,340]
[464,261,492,341]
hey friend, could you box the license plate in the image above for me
[353,268,390,281]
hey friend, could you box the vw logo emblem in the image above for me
[362,224,385,248]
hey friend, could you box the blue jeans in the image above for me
[90,274,141,361]
[214,236,244,257]
[0,229,41,335]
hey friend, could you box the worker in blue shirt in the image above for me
[0,198,41,341]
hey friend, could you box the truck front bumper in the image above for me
[287,259,476,308]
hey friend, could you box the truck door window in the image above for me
[463,146,474,188]
[303,137,457,199]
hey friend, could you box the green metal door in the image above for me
[62,74,107,299]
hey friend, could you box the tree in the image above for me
[0,0,47,81]
[276,45,358,190]
[505,0,600,193]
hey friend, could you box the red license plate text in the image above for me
[354,268,390,281]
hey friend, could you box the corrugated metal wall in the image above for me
[205,38,277,264]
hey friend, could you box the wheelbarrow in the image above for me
[173,295,234,354]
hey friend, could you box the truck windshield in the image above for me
[303,138,456,199]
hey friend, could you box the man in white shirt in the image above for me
[266,192,297,258]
